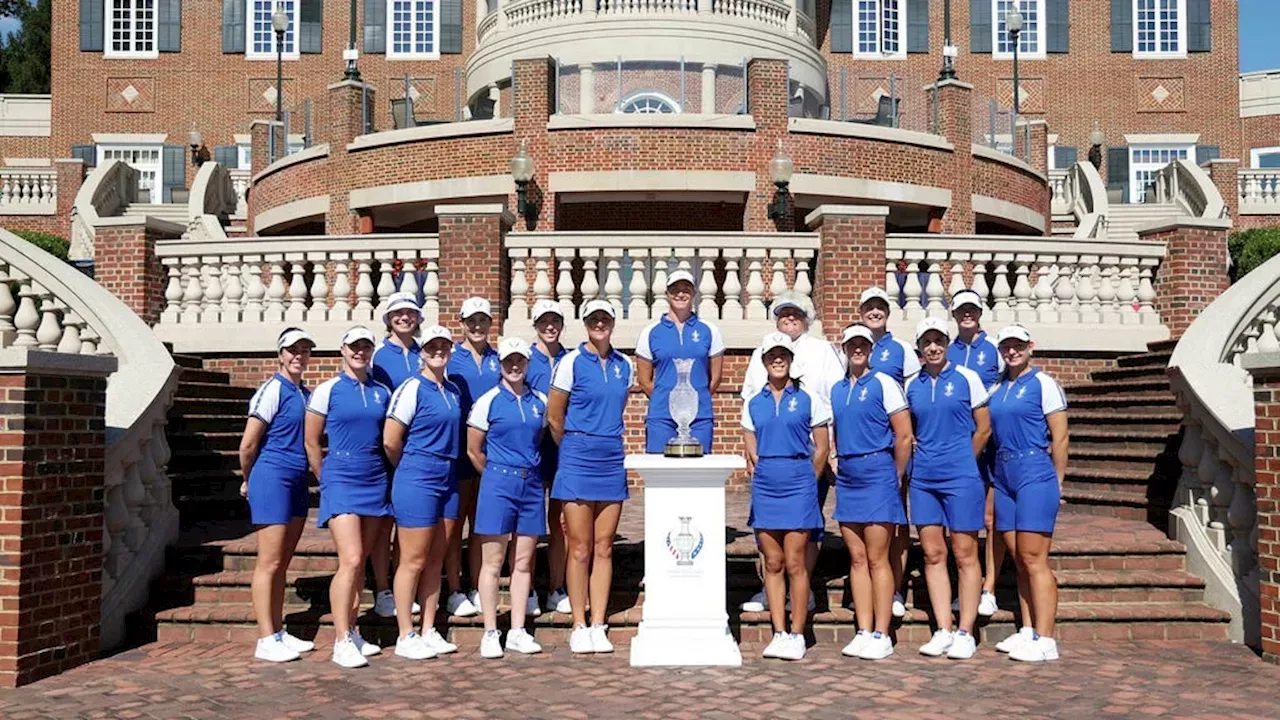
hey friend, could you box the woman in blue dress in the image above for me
[987,324,1069,663]
[305,326,393,669]
[467,337,548,659]
[830,324,913,661]
[546,299,634,655]
[905,317,991,661]
[527,299,569,615]
[240,327,317,663]
[742,331,831,662]
[382,325,463,662]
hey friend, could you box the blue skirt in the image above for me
[551,433,627,503]
[392,454,459,529]
[247,459,309,526]
[317,452,392,528]
[750,457,822,531]
[834,450,906,525]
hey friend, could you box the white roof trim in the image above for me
[1123,133,1200,146]
[92,133,169,145]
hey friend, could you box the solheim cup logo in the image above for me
[666,516,704,567]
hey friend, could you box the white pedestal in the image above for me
[624,453,746,667]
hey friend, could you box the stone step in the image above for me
[1115,350,1174,369]
[1060,487,1155,521]
[170,449,241,474]
[1067,409,1183,424]
[168,431,242,454]
[1067,428,1179,449]
[177,367,232,385]
[170,414,247,433]
[1146,339,1179,354]
[1089,365,1172,383]
[176,382,257,401]
[1066,394,1176,410]
[1063,377,1171,396]
[171,353,205,370]
[171,397,252,416]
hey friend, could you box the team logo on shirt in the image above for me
[691,329,701,343]
[488,358,498,372]
[858,387,869,402]
[531,403,542,418]
[879,348,890,362]
[613,364,623,379]
[944,382,954,398]
[976,350,987,366]
[373,390,381,402]
[1016,386,1027,400]
[787,397,799,413]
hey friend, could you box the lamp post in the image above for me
[939,0,957,81]
[1006,5,1023,160]
[272,5,288,161]
[344,0,361,81]
[1088,121,1105,171]
[187,127,208,167]
[766,140,794,221]
[511,140,537,223]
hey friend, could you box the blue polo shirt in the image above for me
[636,313,724,422]
[869,331,921,385]
[947,331,1003,388]
[988,368,1067,453]
[248,373,311,471]
[468,385,548,469]
[904,363,988,480]
[371,338,422,391]
[386,375,464,460]
[527,344,568,396]
[740,383,832,459]
[551,344,634,437]
[447,342,503,409]
[308,373,393,457]
[830,371,908,456]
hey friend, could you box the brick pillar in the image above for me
[436,203,514,335]
[1205,159,1241,221]
[745,58,792,232]
[925,80,974,233]
[1138,218,1231,337]
[94,223,175,325]
[0,349,115,687]
[1246,359,1280,664]
[805,204,889,341]
[249,119,285,176]
[512,58,555,231]
[325,80,375,235]
[1015,119,1049,176]
[53,159,84,239]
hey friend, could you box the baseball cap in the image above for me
[840,324,875,346]
[460,297,493,319]
[532,299,563,322]
[383,291,424,323]
[761,331,796,355]
[420,325,453,345]
[996,324,1033,344]
[277,327,315,351]
[582,299,617,319]
[498,336,532,360]
[915,316,950,342]
[665,270,696,289]
[951,290,983,312]
[859,287,892,307]
[771,291,812,320]
[341,326,378,347]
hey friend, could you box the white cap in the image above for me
[860,287,892,307]
[498,336,532,360]
[341,326,378,347]
[383,291,423,323]
[840,324,875,346]
[761,331,795,355]
[532,299,563,322]
[665,270,696,289]
[582,299,616,319]
[915,317,950,342]
[996,324,1033,344]
[277,327,315,351]
[420,325,453,345]
[771,291,812,320]
[951,290,983,312]
[460,296,493,319]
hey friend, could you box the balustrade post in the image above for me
[242,255,266,323]
[307,253,330,323]
[1138,218,1231,337]
[806,204,889,341]
[651,250,671,319]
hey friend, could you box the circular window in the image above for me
[619,91,681,114]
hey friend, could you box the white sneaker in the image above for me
[762,631,787,658]
[447,591,479,618]
[841,630,871,658]
[331,637,369,668]
[775,633,806,661]
[468,589,483,614]
[423,627,458,655]
[350,631,381,657]
[589,624,613,653]
[569,624,595,654]
[996,626,1035,654]
[548,588,571,614]
[279,631,314,654]
[946,630,977,660]
[480,629,504,659]
[254,634,300,663]
[891,593,907,619]
[857,632,894,660]
[526,594,542,618]
[741,589,768,613]
[919,628,955,657]
[978,591,1000,617]
[394,632,437,661]
[505,628,543,655]
[1010,635,1059,662]
[374,589,397,617]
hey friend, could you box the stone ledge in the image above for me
[252,143,330,185]
[1241,352,1280,375]
[436,203,515,226]
[788,117,953,152]
[804,204,890,228]
[971,194,1046,232]
[348,174,511,210]
[1137,217,1233,235]
[547,114,756,132]
[0,347,117,376]
[972,144,1047,182]
[95,215,186,234]
[347,118,514,152]
[548,169,756,194]
[790,173,952,210]
[253,195,330,233]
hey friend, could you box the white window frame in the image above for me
[246,0,300,61]
[387,0,441,60]
[104,0,159,59]
[1129,143,1193,204]
[993,0,1046,61]
[97,143,164,200]
[853,0,906,59]
[1251,146,1280,169]
[618,91,681,115]
[1133,0,1186,59]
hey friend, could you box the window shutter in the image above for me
[907,0,929,53]
[222,0,246,54]
[213,145,239,169]
[830,0,853,53]
[162,145,186,204]
[1110,0,1131,52]
[969,0,991,53]
[1047,0,1068,53]
[299,0,322,53]
[158,0,182,52]
[71,144,97,168]
[1107,146,1129,203]
[441,0,463,54]
[1054,146,1078,168]
[1188,0,1210,52]
[1195,145,1220,167]
[79,0,103,52]
[364,0,386,54]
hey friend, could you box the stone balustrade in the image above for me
[1049,169,1068,216]
[1239,168,1280,216]
[228,167,250,220]
[0,168,56,214]
[478,0,807,44]
[1150,158,1226,219]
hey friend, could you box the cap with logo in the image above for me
[341,326,378,347]
[951,290,983,312]
[761,331,796,355]
[859,287,892,308]
[840,324,875,346]
[420,325,453,345]
[498,336,533,360]
[996,324,1033,344]
[771,291,813,320]
[665,269,697,290]
[915,316,951,342]
[582,299,617,319]
[460,297,493,319]
[277,327,316,351]
[383,291,424,323]
[532,298,564,322]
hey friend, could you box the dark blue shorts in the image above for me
[909,474,985,532]
[392,455,459,529]
[993,449,1061,534]
[475,464,546,536]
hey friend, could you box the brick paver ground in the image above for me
[1,639,1276,719]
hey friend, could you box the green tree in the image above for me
[1,0,49,94]
[1228,227,1280,282]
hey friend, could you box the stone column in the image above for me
[326,79,376,236]
[436,203,515,336]
[1138,218,1231,337]
[927,80,975,234]
[701,64,717,114]
[54,159,84,239]
[1244,356,1280,664]
[746,58,791,232]
[805,205,889,342]
[0,349,116,687]
[1205,158,1241,221]
[579,64,596,115]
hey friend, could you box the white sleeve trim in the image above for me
[957,366,989,409]
[1037,372,1068,415]
[307,377,340,417]
[386,377,421,426]
[739,397,755,432]
[627,354,637,390]
[707,321,726,357]
[550,349,580,393]
[634,322,658,362]
[468,386,501,431]
[248,378,281,423]
[807,388,833,428]
[898,338,922,380]
[876,373,908,415]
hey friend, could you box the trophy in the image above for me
[665,358,703,457]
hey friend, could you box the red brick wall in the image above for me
[437,211,509,321]
[933,81,975,233]
[1142,223,1231,336]
[555,201,746,231]
[0,216,65,237]
[0,136,53,164]
[93,224,174,325]
[972,151,1049,227]
[1253,369,1280,664]
[0,366,109,687]
[1234,216,1280,232]
[812,209,888,341]
[1241,114,1279,159]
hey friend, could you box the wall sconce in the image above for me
[187,127,209,167]
[1088,120,1105,171]
[767,140,793,221]
[511,139,537,222]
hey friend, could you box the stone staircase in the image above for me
[1105,204,1184,242]
[138,341,1229,649]
[120,202,189,228]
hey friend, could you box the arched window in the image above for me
[619,91,681,114]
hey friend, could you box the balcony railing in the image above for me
[1239,168,1280,215]
[228,167,250,220]
[0,168,56,215]
[478,0,810,45]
